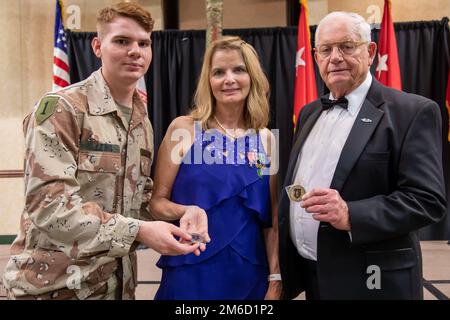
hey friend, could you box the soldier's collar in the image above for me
[87,69,120,116]
[87,69,148,120]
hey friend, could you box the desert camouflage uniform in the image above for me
[2,69,154,299]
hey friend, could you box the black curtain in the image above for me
[66,18,450,240]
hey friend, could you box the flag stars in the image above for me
[296,47,306,76]
[376,53,389,77]
[57,29,67,48]
[296,47,306,67]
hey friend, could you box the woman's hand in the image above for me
[179,205,211,256]
[136,221,201,256]
[264,281,282,300]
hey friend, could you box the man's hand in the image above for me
[301,188,351,231]
[136,221,202,256]
[179,205,211,256]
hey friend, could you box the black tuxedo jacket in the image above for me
[278,79,446,300]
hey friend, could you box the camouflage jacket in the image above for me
[2,69,154,299]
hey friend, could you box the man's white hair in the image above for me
[315,12,372,45]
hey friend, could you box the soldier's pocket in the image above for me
[77,150,122,212]
[130,149,152,212]
[139,148,152,176]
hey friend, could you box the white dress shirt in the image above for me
[289,73,372,261]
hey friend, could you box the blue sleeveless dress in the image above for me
[155,125,272,300]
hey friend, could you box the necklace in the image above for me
[213,115,238,139]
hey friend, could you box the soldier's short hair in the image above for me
[97,2,154,33]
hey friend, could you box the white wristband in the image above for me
[268,273,282,281]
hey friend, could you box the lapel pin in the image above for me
[361,118,372,123]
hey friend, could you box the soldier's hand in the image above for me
[179,205,210,256]
[136,221,202,256]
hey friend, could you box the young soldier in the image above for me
[3,2,209,300]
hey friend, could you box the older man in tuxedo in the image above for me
[278,11,446,300]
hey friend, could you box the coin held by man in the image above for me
[285,184,306,202]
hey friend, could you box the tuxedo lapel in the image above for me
[286,106,322,184]
[330,81,385,191]
[279,103,321,235]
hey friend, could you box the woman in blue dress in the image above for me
[150,36,281,300]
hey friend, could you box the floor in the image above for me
[1,241,449,300]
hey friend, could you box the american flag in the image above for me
[53,0,70,91]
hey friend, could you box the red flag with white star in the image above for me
[376,0,402,90]
[293,0,317,127]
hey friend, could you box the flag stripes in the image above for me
[53,0,70,91]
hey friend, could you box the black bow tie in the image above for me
[320,97,349,111]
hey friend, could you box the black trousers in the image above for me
[296,254,321,300]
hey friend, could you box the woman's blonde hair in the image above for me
[190,36,270,130]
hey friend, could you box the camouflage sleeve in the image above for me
[139,176,154,221]
[23,95,140,259]
[139,120,155,221]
